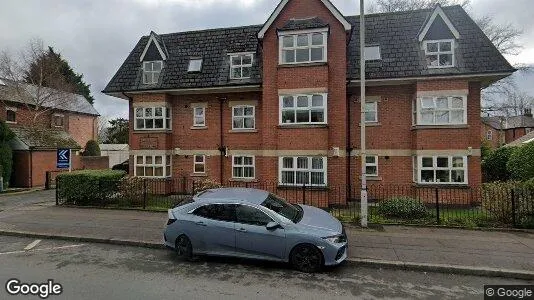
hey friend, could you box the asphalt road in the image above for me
[0,236,531,299]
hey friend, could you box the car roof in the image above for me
[194,188,269,205]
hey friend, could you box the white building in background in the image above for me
[99,144,129,168]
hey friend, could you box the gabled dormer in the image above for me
[139,31,168,85]
[418,5,460,69]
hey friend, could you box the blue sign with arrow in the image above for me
[57,148,71,169]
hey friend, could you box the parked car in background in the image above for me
[111,160,129,173]
[164,188,347,272]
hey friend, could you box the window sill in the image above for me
[360,175,382,181]
[229,129,258,133]
[278,62,327,68]
[5,121,17,124]
[411,125,469,130]
[414,183,469,189]
[133,129,172,133]
[229,178,258,183]
[191,173,207,178]
[277,185,329,191]
[191,126,208,130]
[359,122,381,127]
[278,124,328,129]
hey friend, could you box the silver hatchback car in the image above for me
[164,188,347,272]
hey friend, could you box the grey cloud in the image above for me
[0,0,531,120]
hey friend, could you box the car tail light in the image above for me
[167,209,177,226]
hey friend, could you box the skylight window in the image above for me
[364,46,381,61]
[188,58,203,72]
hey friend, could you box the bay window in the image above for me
[135,155,172,178]
[279,157,327,186]
[416,95,466,125]
[135,106,171,130]
[416,156,467,184]
[280,94,327,125]
[280,30,327,64]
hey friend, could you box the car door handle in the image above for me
[195,221,207,226]
[236,228,247,232]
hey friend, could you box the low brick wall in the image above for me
[80,156,109,170]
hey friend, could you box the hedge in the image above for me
[482,182,534,228]
[507,143,534,181]
[57,170,126,206]
[482,146,515,182]
[376,197,428,219]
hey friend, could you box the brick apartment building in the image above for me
[0,78,100,187]
[103,0,515,203]
[482,111,534,149]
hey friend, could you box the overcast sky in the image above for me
[0,0,532,120]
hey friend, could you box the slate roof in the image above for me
[9,126,81,150]
[505,131,534,147]
[0,79,99,116]
[103,5,515,94]
[482,115,534,130]
[279,17,328,31]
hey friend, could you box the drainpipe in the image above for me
[29,146,33,188]
[218,96,227,184]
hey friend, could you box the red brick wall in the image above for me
[481,123,503,149]
[80,156,109,170]
[67,114,97,149]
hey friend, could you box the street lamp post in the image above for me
[359,0,368,227]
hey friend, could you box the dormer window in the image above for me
[229,53,253,79]
[424,40,454,68]
[188,58,203,72]
[279,29,327,64]
[143,61,162,84]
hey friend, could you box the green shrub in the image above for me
[0,143,13,188]
[83,140,101,156]
[507,143,534,181]
[482,182,534,226]
[57,170,125,206]
[376,197,428,219]
[193,179,222,194]
[116,177,150,207]
[482,146,515,182]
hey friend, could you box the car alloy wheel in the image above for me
[290,244,322,273]
[175,235,193,261]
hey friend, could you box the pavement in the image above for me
[1,235,531,300]
[1,190,534,279]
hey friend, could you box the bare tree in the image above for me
[369,0,469,13]
[0,38,76,128]
[476,16,523,56]
[97,116,109,143]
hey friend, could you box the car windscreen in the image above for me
[260,194,302,223]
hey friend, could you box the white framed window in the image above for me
[188,58,203,72]
[279,157,327,186]
[486,130,493,141]
[364,102,378,123]
[424,39,454,68]
[143,61,162,84]
[193,107,206,127]
[365,156,378,176]
[364,46,381,61]
[417,96,466,125]
[230,53,253,79]
[416,156,467,184]
[134,106,171,130]
[134,155,172,178]
[232,105,255,130]
[280,94,327,125]
[194,155,206,174]
[279,30,327,64]
[53,114,64,127]
[6,107,16,123]
[527,128,533,134]
[232,156,255,179]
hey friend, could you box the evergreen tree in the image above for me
[24,47,94,104]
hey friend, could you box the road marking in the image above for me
[0,244,85,256]
[24,239,41,251]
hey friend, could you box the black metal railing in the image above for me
[55,177,534,228]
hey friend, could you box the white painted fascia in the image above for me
[139,32,167,62]
[418,5,460,42]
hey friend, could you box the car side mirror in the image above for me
[266,221,281,230]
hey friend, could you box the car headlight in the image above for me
[322,235,343,244]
